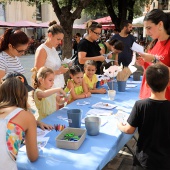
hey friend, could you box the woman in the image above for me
[34,20,68,88]
[0,28,29,81]
[0,77,38,170]
[78,20,105,74]
[137,9,170,100]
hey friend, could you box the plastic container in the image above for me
[117,81,126,92]
[56,127,86,150]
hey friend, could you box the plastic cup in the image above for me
[67,109,82,128]
[85,116,101,136]
[108,90,116,100]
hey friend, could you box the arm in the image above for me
[36,88,66,99]
[0,70,5,82]
[24,111,39,162]
[88,83,106,94]
[117,122,136,134]
[67,80,91,100]
[34,48,47,70]
[78,51,105,64]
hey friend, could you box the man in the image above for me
[112,20,136,66]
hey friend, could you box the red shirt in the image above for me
[139,39,170,100]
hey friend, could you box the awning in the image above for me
[132,16,144,27]
[94,16,112,24]
[14,20,39,28]
[0,20,16,27]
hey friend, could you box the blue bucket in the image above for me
[117,81,126,92]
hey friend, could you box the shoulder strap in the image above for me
[5,108,23,121]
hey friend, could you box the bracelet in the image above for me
[151,56,159,64]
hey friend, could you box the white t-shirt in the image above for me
[37,44,65,88]
[0,51,25,75]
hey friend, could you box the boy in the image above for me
[117,64,170,170]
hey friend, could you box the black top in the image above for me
[128,98,170,170]
[111,34,135,66]
[78,39,102,74]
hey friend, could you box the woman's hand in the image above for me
[138,52,154,62]
[59,66,69,74]
[136,57,145,66]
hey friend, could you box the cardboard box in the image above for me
[56,127,86,150]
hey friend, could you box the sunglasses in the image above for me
[12,46,27,54]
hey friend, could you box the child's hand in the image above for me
[99,88,106,94]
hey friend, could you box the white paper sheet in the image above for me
[126,84,137,88]
[19,137,50,152]
[86,109,113,116]
[37,128,51,137]
[127,80,141,84]
[131,42,144,54]
[114,111,129,125]
[91,102,117,110]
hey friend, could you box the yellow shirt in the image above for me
[34,88,56,120]
[84,73,98,89]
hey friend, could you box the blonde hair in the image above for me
[86,20,102,33]
[31,66,54,89]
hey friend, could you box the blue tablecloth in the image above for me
[17,80,140,170]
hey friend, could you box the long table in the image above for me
[17,80,140,170]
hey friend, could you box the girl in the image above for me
[65,65,91,103]
[84,60,106,94]
[0,77,38,170]
[32,66,66,121]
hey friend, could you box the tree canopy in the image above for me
[1,0,151,58]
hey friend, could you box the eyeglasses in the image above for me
[12,46,27,54]
[91,30,101,36]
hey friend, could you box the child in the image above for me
[0,76,38,170]
[84,60,106,94]
[99,39,123,74]
[32,66,66,121]
[64,65,91,103]
[117,64,170,170]
[3,72,54,130]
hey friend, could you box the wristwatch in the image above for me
[151,56,160,64]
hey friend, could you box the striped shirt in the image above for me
[0,51,25,74]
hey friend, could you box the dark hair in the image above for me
[47,20,64,35]
[146,64,169,92]
[86,20,102,32]
[120,20,132,30]
[0,77,28,110]
[0,28,29,52]
[84,60,97,68]
[69,65,83,76]
[144,9,170,50]
[108,39,124,51]
[75,33,81,37]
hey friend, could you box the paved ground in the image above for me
[20,54,137,170]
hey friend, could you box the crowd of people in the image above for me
[0,8,170,170]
